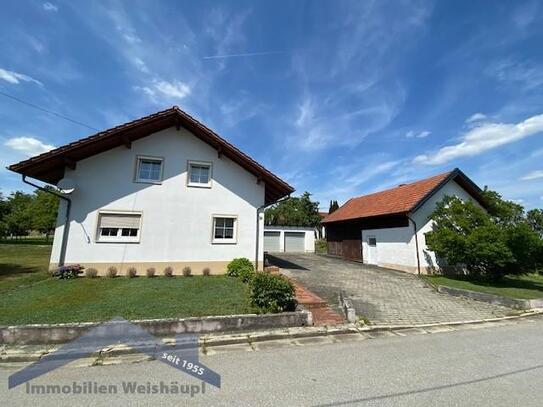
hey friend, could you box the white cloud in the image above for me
[133,57,149,73]
[414,113,543,165]
[406,130,431,139]
[0,68,42,86]
[136,79,191,103]
[521,170,543,181]
[465,113,487,123]
[43,2,58,12]
[4,137,55,156]
[486,59,543,91]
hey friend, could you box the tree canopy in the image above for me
[0,189,59,240]
[426,190,543,280]
[264,192,321,227]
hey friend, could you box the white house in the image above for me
[322,169,486,274]
[9,107,294,275]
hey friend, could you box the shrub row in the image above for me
[226,257,296,313]
[58,265,213,278]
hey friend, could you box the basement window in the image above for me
[97,212,142,243]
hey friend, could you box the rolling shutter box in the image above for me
[99,213,141,228]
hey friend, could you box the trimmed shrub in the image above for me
[85,268,98,278]
[249,272,296,313]
[227,257,254,278]
[182,266,192,277]
[163,266,174,277]
[146,267,156,278]
[237,266,255,283]
[107,266,118,278]
[127,267,137,278]
[52,264,84,279]
[202,267,211,276]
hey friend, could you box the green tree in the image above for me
[4,192,33,238]
[265,192,320,227]
[481,188,524,226]
[0,193,8,239]
[527,209,543,237]
[31,188,59,241]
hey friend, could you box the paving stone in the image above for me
[277,254,511,326]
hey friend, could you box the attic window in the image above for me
[135,156,163,183]
[188,161,212,188]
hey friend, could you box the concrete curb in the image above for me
[437,285,543,310]
[2,311,543,364]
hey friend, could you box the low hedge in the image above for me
[249,272,296,313]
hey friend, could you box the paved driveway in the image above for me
[269,253,512,326]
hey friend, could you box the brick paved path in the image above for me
[270,253,512,326]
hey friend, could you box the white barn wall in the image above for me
[49,126,265,275]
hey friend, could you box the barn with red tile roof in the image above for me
[322,168,485,274]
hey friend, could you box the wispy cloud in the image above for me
[136,80,191,103]
[414,113,543,165]
[4,137,55,156]
[202,50,285,60]
[406,130,431,139]
[486,58,543,91]
[43,2,58,12]
[465,113,487,123]
[521,170,543,181]
[0,68,42,86]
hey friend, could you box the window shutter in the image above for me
[99,213,141,228]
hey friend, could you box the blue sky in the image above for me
[1,1,543,210]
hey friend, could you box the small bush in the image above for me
[107,266,118,278]
[52,264,84,280]
[85,268,98,278]
[163,266,174,277]
[202,267,211,276]
[227,257,254,278]
[146,267,156,278]
[237,266,255,283]
[127,267,137,278]
[182,266,192,277]
[249,272,296,313]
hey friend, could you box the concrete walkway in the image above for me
[270,253,513,326]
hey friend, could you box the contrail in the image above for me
[202,50,285,60]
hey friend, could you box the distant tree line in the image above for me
[0,188,59,241]
[426,188,543,281]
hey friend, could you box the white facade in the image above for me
[361,179,482,274]
[263,226,315,253]
[50,126,265,275]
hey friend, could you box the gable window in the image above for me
[188,161,212,187]
[97,212,142,243]
[212,216,237,243]
[136,156,163,183]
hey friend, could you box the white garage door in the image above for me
[284,232,305,252]
[264,231,281,252]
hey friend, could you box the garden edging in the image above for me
[437,285,543,310]
[0,309,312,345]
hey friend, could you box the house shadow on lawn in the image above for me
[265,254,308,270]
[0,263,43,278]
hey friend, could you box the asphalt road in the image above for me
[2,318,543,406]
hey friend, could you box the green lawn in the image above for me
[422,274,543,300]
[0,242,254,325]
[0,242,52,293]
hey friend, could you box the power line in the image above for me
[0,90,99,131]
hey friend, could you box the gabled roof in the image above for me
[8,106,294,205]
[322,168,484,223]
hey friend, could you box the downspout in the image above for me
[407,214,421,275]
[255,194,291,271]
[22,175,71,267]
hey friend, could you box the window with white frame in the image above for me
[135,156,163,183]
[212,216,237,243]
[97,212,142,243]
[188,161,212,187]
